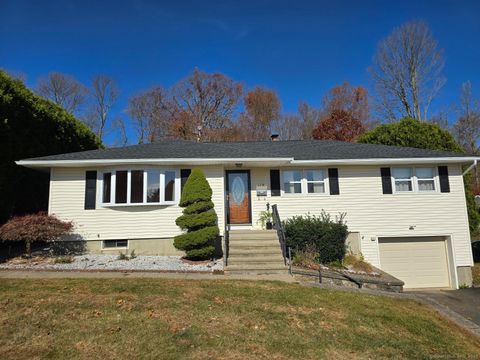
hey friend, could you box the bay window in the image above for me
[102,169,178,206]
[146,170,160,203]
[103,173,111,203]
[130,170,144,203]
[282,169,327,194]
[115,170,128,203]
[164,171,175,201]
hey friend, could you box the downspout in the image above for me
[462,160,477,176]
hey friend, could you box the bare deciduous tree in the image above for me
[273,114,304,140]
[170,68,242,140]
[240,87,281,140]
[127,87,169,144]
[453,81,480,155]
[111,117,128,147]
[37,72,87,114]
[370,21,445,122]
[298,101,320,139]
[85,75,119,141]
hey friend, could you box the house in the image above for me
[17,139,479,289]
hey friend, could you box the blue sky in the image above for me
[1,0,479,145]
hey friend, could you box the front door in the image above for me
[226,170,251,224]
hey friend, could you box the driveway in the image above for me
[413,288,480,326]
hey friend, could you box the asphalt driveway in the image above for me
[413,288,480,326]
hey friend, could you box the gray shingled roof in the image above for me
[22,140,467,162]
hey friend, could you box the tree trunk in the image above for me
[25,240,31,258]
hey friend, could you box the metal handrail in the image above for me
[224,224,229,266]
[271,204,287,266]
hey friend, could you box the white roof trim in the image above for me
[16,158,295,168]
[16,156,480,168]
[290,157,480,166]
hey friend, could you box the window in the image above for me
[416,167,435,191]
[392,168,413,192]
[130,170,144,203]
[391,167,437,193]
[164,171,175,202]
[282,169,327,195]
[115,170,128,203]
[103,173,111,203]
[283,170,302,194]
[147,170,160,203]
[102,169,177,206]
[305,170,325,194]
[103,240,128,248]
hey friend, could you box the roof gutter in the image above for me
[291,157,480,166]
[462,159,478,176]
[16,157,295,168]
[16,156,480,169]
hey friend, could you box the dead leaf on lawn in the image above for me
[213,296,225,305]
[147,309,161,318]
[109,326,122,333]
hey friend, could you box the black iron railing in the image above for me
[224,224,229,266]
[271,204,288,266]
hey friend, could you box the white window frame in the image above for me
[415,167,437,192]
[304,169,327,194]
[282,170,303,194]
[391,166,438,194]
[100,168,180,206]
[281,169,329,196]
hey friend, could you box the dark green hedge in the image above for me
[0,71,101,224]
[174,169,218,259]
[284,212,348,263]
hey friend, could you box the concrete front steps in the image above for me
[226,230,289,275]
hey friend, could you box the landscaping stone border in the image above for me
[292,265,404,292]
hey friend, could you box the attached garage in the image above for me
[378,236,451,289]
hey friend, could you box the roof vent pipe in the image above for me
[270,134,279,142]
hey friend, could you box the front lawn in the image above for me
[0,279,479,359]
[474,263,480,286]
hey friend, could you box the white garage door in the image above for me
[378,237,450,289]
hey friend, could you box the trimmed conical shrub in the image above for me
[174,169,218,259]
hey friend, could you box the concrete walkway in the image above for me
[0,269,296,282]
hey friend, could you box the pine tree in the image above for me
[174,169,218,259]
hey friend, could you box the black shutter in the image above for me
[328,168,340,195]
[380,167,392,194]
[84,171,97,210]
[180,169,191,191]
[270,169,281,196]
[438,166,450,193]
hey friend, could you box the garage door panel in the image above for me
[379,237,450,289]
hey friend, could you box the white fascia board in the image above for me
[290,157,480,166]
[16,156,480,169]
[16,157,294,168]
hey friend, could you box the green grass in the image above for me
[0,279,479,359]
[474,263,480,286]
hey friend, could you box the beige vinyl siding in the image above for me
[49,166,225,240]
[248,165,473,268]
[50,163,472,271]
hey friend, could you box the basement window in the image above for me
[103,240,128,249]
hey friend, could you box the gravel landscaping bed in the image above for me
[0,255,223,272]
